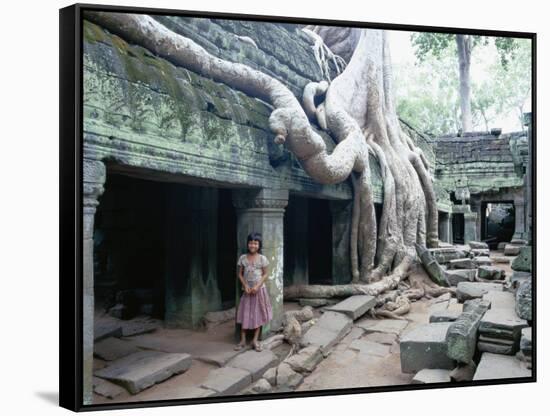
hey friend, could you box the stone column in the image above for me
[330,200,353,284]
[448,214,454,244]
[164,186,221,329]
[232,188,288,339]
[82,159,106,405]
[438,212,449,244]
[463,212,478,244]
[513,198,527,241]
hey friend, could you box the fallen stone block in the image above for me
[446,300,490,363]
[325,295,376,320]
[515,281,532,321]
[94,351,192,394]
[429,247,471,264]
[504,244,522,256]
[412,368,452,384]
[446,269,476,286]
[473,353,531,380]
[497,242,507,251]
[284,345,323,374]
[520,327,532,355]
[226,349,278,382]
[356,318,409,335]
[400,322,456,373]
[201,366,252,396]
[511,271,531,289]
[478,308,528,354]
[469,241,489,250]
[448,258,476,269]
[512,246,532,272]
[456,282,503,302]
[471,248,490,257]
[511,239,528,246]
[478,266,505,280]
[94,318,123,342]
[478,341,515,354]
[430,309,462,323]
[474,256,492,266]
[493,256,511,264]
[417,244,448,286]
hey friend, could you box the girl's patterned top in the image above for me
[237,254,269,287]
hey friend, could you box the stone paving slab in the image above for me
[473,352,531,380]
[325,295,376,320]
[226,349,278,382]
[400,322,455,373]
[349,339,391,357]
[176,386,218,398]
[94,350,192,394]
[316,311,353,333]
[355,318,409,335]
[412,369,452,384]
[94,337,140,361]
[301,325,348,357]
[362,331,397,345]
[456,282,503,302]
[482,291,516,310]
[200,366,252,395]
[130,335,242,367]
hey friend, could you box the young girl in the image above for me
[234,232,273,352]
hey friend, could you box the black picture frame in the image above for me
[60,3,536,412]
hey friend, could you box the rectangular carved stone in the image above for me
[400,322,456,373]
[325,295,376,320]
[446,300,490,363]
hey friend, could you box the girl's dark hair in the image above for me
[246,232,263,253]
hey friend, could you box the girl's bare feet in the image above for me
[253,341,262,352]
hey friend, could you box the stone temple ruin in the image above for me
[82,15,533,404]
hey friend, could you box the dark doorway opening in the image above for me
[93,172,237,322]
[480,202,515,249]
[308,198,333,285]
[452,213,465,244]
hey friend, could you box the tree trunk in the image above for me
[456,34,473,133]
[87,13,440,292]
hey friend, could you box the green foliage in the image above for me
[400,32,530,135]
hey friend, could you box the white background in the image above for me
[0,0,546,414]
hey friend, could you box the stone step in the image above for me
[200,366,252,396]
[324,295,376,320]
[94,350,192,394]
[225,349,278,382]
[300,311,352,357]
[400,322,456,374]
[473,352,531,380]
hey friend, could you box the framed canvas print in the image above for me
[59,2,536,412]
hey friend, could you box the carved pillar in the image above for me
[513,197,527,241]
[82,159,106,405]
[439,212,452,244]
[463,212,478,244]
[164,186,221,329]
[524,112,532,243]
[330,200,353,284]
[232,188,288,339]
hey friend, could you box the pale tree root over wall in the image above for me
[88,13,448,321]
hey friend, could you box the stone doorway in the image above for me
[480,202,515,248]
[93,172,237,327]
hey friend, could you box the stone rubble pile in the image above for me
[404,241,533,384]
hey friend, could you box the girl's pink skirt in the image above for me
[236,285,273,329]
